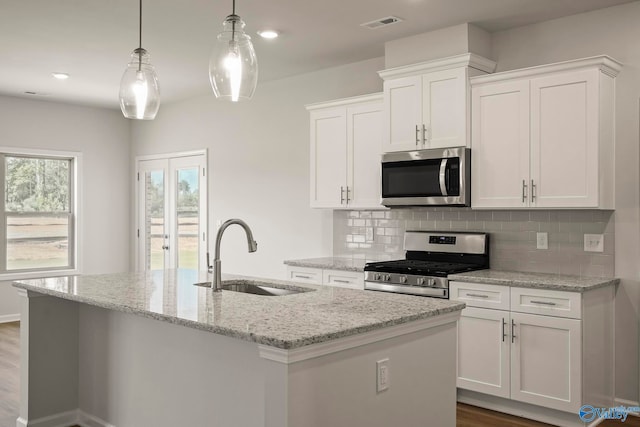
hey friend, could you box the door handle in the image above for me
[346,186,351,204]
[439,158,449,196]
[415,125,420,146]
[511,319,516,343]
[502,318,507,342]
[531,179,536,202]
[340,186,345,204]
[522,180,528,203]
[422,124,428,145]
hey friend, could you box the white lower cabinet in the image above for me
[457,307,510,398]
[451,280,612,420]
[286,266,364,290]
[510,311,581,412]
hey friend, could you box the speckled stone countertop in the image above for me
[449,270,619,292]
[284,257,382,272]
[13,269,464,350]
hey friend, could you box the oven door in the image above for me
[381,147,470,206]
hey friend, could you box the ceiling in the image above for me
[0,0,635,109]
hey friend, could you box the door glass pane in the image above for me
[6,214,70,270]
[176,168,199,269]
[145,170,165,270]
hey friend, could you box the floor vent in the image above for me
[360,16,403,29]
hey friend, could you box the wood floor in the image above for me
[1,321,638,427]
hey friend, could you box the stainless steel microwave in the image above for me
[381,147,470,207]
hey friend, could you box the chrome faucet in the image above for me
[211,219,257,291]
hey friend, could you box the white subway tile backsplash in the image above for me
[333,208,614,278]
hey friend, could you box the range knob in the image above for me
[427,279,436,287]
[399,275,408,284]
[416,278,425,286]
[374,273,381,281]
[384,274,392,282]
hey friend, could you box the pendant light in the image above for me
[208,0,258,102]
[119,0,160,120]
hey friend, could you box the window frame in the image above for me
[0,147,81,280]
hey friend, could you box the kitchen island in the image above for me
[13,269,464,427]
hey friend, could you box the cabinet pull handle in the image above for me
[415,125,420,146]
[511,319,516,343]
[502,318,507,342]
[340,186,345,204]
[467,293,489,298]
[333,279,351,284]
[295,274,311,279]
[522,180,528,203]
[531,179,536,202]
[422,124,428,145]
[530,300,556,306]
[346,186,351,204]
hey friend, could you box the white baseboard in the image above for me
[0,313,19,323]
[77,410,115,427]
[16,409,114,427]
[16,410,77,427]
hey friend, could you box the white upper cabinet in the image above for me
[471,56,621,209]
[308,94,384,209]
[379,54,496,153]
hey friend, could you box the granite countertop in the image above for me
[284,257,382,272]
[449,269,619,292]
[13,269,464,350]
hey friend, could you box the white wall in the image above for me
[0,96,132,318]
[490,1,640,404]
[131,57,385,279]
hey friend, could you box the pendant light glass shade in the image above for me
[119,0,160,120]
[209,14,258,102]
[119,48,160,120]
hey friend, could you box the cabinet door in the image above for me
[383,76,422,152]
[457,307,510,398]
[471,80,530,208]
[510,312,582,413]
[530,70,599,208]
[309,107,347,208]
[347,102,383,209]
[422,68,467,149]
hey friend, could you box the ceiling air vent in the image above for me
[360,16,403,30]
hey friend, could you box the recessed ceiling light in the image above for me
[257,30,279,39]
[51,72,70,80]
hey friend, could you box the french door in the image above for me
[136,151,207,271]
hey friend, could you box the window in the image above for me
[0,152,76,275]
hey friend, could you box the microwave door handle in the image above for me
[439,158,448,196]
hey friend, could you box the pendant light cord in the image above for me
[138,0,143,71]
[231,0,236,42]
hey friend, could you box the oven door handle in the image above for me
[439,158,448,196]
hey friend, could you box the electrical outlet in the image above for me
[584,234,604,252]
[536,232,548,250]
[377,358,390,392]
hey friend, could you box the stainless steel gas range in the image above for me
[364,231,489,298]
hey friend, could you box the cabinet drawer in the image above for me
[510,287,581,319]
[450,281,510,310]
[322,269,364,290]
[286,266,322,284]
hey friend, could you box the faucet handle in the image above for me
[206,252,213,273]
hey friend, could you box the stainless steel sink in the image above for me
[194,280,314,296]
